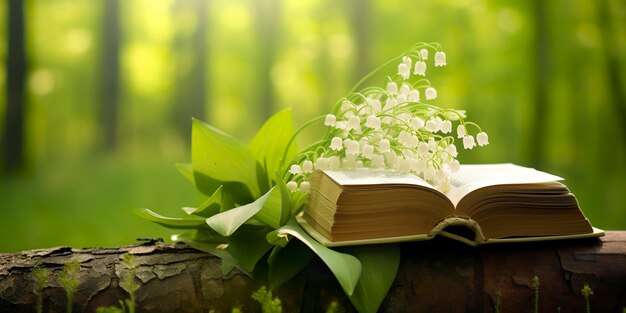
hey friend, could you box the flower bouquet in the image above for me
[136,42,488,313]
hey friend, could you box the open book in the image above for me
[298,164,604,247]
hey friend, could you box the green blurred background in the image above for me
[1,0,625,252]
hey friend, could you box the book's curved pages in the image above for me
[299,164,604,247]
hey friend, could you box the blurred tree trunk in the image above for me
[2,0,27,174]
[253,0,279,122]
[101,0,121,151]
[598,0,626,140]
[530,0,548,168]
[171,0,208,142]
[350,0,370,82]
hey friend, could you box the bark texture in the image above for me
[1,233,625,313]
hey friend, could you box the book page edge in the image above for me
[481,227,605,244]
[296,216,432,247]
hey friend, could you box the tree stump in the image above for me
[1,233,625,312]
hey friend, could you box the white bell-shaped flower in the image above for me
[410,117,424,129]
[341,100,352,112]
[414,61,427,76]
[330,137,343,150]
[302,160,314,173]
[346,140,360,155]
[477,132,489,146]
[365,115,381,130]
[446,144,458,157]
[408,89,420,102]
[420,48,429,60]
[400,83,411,96]
[386,82,398,95]
[299,181,311,193]
[417,142,429,156]
[361,144,374,159]
[328,156,341,170]
[441,120,452,134]
[457,124,466,138]
[347,115,361,131]
[434,51,447,67]
[289,164,301,175]
[315,157,329,170]
[463,135,476,149]
[398,63,410,80]
[402,56,412,68]
[378,139,391,153]
[286,181,298,192]
[425,87,437,100]
[425,118,439,132]
[324,114,336,127]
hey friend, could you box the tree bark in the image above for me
[2,0,27,174]
[1,233,625,313]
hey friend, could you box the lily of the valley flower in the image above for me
[425,87,437,100]
[414,61,426,76]
[285,43,488,193]
[398,63,410,80]
[477,132,489,146]
[434,51,447,67]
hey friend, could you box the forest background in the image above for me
[1,0,625,252]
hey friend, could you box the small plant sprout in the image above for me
[581,283,593,313]
[251,286,282,313]
[532,276,539,313]
[493,290,502,313]
[32,266,50,313]
[119,254,139,313]
[57,260,81,313]
[283,42,488,193]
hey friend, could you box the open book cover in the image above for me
[298,163,604,247]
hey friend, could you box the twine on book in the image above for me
[430,217,486,246]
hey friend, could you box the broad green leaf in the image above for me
[341,244,401,313]
[254,187,282,229]
[183,186,233,218]
[175,228,227,244]
[191,118,259,200]
[175,163,195,184]
[267,219,361,296]
[248,108,298,183]
[206,188,274,236]
[275,173,292,226]
[268,240,313,290]
[227,225,274,273]
[133,208,207,229]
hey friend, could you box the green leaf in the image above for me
[248,108,298,183]
[175,163,195,185]
[133,208,207,229]
[183,186,233,218]
[206,188,275,236]
[191,118,259,201]
[254,187,283,229]
[267,219,361,296]
[227,225,274,273]
[268,240,313,290]
[341,244,401,313]
[275,174,292,225]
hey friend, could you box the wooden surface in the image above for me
[1,232,625,312]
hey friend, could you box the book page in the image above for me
[323,168,435,189]
[445,164,564,206]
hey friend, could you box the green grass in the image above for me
[0,154,204,252]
